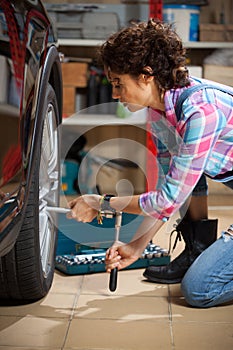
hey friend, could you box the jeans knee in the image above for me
[181,279,210,308]
[181,279,195,307]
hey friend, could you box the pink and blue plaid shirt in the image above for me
[139,77,233,221]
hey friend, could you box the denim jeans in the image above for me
[181,178,233,308]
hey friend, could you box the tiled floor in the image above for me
[0,193,232,350]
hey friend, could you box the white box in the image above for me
[204,64,233,86]
[0,56,9,103]
[188,65,203,78]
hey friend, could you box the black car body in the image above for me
[0,0,62,300]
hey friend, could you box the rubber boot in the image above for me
[143,219,218,284]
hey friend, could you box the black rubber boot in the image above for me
[143,219,218,284]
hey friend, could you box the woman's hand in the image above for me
[67,194,101,223]
[105,241,142,272]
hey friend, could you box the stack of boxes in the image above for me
[61,62,88,117]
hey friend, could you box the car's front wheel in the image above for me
[0,84,61,301]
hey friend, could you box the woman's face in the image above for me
[107,71,159,112]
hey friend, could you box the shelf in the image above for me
[0,103,19,117]
[62,110,147,127]
[184,41,233,48]
[58,39,103,47]
[58,38,233,49]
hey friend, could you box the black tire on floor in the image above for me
[0,84,61,301]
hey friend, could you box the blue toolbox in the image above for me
[55,213,170,275]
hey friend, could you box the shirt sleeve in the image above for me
[139,97,227,221]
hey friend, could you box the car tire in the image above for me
[0,84,61,301]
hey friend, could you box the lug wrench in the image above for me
[46,206,122,291]
[46,206,71,214]
[108,211,122,292]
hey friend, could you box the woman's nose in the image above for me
[112,87,121,100]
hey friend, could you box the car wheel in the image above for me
[0,84,61,301]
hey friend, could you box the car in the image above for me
[0,0,63,301]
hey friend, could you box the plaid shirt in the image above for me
[139,77,233,221]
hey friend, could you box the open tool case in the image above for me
[56,213,170,275]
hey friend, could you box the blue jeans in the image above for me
[181,178,233,308]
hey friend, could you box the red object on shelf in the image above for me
[146,1,162,191]
[149,0,163,20]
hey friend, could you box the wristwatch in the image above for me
[100,194,116,214]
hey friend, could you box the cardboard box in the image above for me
[203,65,233,86]
[199,24,233,42]
[62,62,88,116]
[61,62,88,88]
[63,86,76,116]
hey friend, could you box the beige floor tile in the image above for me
[65,318,172,350]
[171,297,233,323]
[74,294,170,321]
[209,209,232,236]
[208,181,232,196]
[0,348,60,350]
[0,292,77,318]
[169,284,183,297]
[172,322,233,350]
[79,270,112,296]
[0,316,68,348]
[113,269,169,297]
[81,269,169,297]
[50,271,84,294]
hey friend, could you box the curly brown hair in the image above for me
[97,19,190,90]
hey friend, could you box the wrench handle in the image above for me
[109,267,118,292]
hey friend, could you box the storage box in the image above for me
[47,8,119,40]
[188,65,203,78]
[163,4,200,42]
[203,65,233,86]
[62,86,76,116]
[199,24,233,42]
[81,12,119,39]
[62,62,88,116]
[61,62,88,88]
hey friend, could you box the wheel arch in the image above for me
[38,44,63,125]
[24,45,62,204]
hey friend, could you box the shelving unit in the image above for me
[58,38,233,49]
[62,110,147,127]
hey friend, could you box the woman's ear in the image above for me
[141,66,154,83]
[142,66,154,76]
[141,73,154,83]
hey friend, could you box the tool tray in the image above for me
[56,213,170,275]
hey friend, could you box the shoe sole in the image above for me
[143,271,182,284]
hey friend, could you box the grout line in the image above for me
[168,285,175,350]
[61,275,85,350]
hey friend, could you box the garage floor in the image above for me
[0,193,232,350]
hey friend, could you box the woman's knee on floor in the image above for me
[181,275,212,308]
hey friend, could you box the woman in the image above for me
[68,19,233,308]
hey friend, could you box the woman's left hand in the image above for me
[105,241,141,272]
[67,194,101,223]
